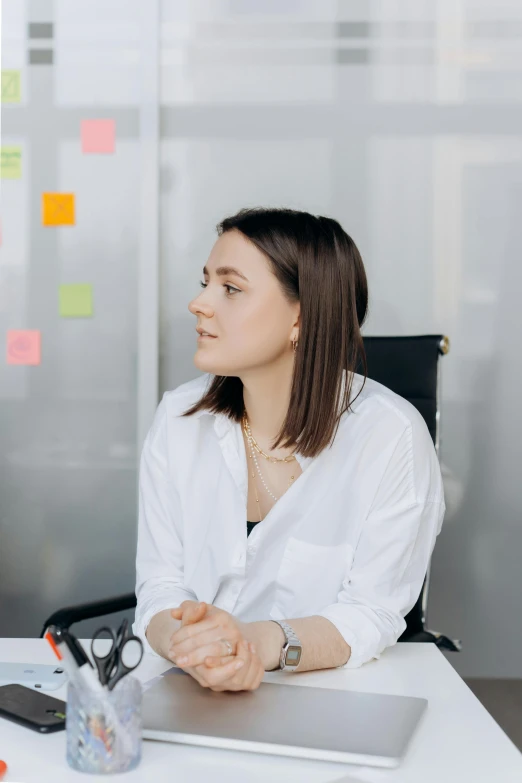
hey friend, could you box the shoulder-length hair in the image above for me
[182,207,369,459]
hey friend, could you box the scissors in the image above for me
[91,618,144,691]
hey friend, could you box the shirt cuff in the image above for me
[317,603,404,669]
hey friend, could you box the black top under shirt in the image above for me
[246,521,260,537]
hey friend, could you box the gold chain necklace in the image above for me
[241,413,297,463]
[242,413,296,521]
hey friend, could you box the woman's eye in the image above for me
[198,281,240,296]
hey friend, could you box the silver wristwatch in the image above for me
[271,620,302,671]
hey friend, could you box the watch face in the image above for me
[285,646,301,665]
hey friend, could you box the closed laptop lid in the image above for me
[142,669,427,768]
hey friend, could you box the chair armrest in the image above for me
[402,629,462,651]
[39,592,137,637]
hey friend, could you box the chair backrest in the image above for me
[358,335,449,450]
[357,334,449,638]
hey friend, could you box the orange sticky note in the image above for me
[42,193,75,226]
[7,330,41,365]
[81,119,115,154]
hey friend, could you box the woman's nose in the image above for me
[188,294,213,317]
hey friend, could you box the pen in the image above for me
[44,626,103,695]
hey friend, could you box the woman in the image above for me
[133,207,445,693]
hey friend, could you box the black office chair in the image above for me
[40,334,461,652]
[355,335,460,651]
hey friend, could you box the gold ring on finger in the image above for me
[222,639,233,656]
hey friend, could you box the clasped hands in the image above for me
[168,600,265,692]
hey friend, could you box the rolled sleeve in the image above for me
[318,425,446,669]
[132,397,197,657]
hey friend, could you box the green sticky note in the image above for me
[0,147,22,179]
[1,70,22,103]
[59,284,93,317]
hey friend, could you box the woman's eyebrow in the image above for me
[202,265,249,282]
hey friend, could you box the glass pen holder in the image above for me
[66,675,142,774]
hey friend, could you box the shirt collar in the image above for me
[193,408,314,471]
[191,370,362,470]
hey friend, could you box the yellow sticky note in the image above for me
[43,193,75,226]
[59,284,93,317]
[0,147,22,179]
[1,70,22,103]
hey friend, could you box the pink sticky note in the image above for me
[81,119,115,154]
[7,330,41,365]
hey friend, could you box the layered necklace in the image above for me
[242,412,297,522]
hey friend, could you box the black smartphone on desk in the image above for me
[0,683,66,733]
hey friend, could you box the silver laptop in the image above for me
[142,668,427,768]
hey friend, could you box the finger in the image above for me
[173,607,208,636]
[173,639,237,668]
[168,604,210,660]
[231,641,263,691]
[204,637,247,668]
[201,656,246,687]
[169,615,227,646]
[169,625,236,662]
[172,600,198,616]
[182,664,209,688]
[170,602,196,622]
[170,601,206,621]
[241,644,264,691]
[199,639,249,687]
[171,602,207,626]
[208,640,255,692]
[237,640,258,686]
[191,601,207,619]
[231,640,256,689]
[204,654,235,668]
[185,602,207,628]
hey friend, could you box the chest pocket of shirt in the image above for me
[270,536,354,621]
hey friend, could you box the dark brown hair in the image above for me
[182,207,368,458]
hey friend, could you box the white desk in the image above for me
[0,639,520,783]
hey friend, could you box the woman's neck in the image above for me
[240,356,294,454]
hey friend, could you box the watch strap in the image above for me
[271,620,302,670]
[274,620,301,646]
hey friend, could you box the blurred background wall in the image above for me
[1,0,521,679]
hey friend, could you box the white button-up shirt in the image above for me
[133,371,446,669]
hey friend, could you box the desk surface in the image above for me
[0,639,520,783]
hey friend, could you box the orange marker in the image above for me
[0,759,8,780]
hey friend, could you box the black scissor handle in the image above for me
[106,635,144,691]
[91,626,118,687]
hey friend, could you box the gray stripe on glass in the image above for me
[336,48,369,64]
[337,22,370,38]
[28,22,53,38]
[28,49,54,65]
[467,20,522,38]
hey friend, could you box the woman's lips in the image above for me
[197,334,217,340]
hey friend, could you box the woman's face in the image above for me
[188,229,299,377]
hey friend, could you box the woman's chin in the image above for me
[193,352,226,374]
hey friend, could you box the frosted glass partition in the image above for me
[0,0,159,637]
[158,0,522,678]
